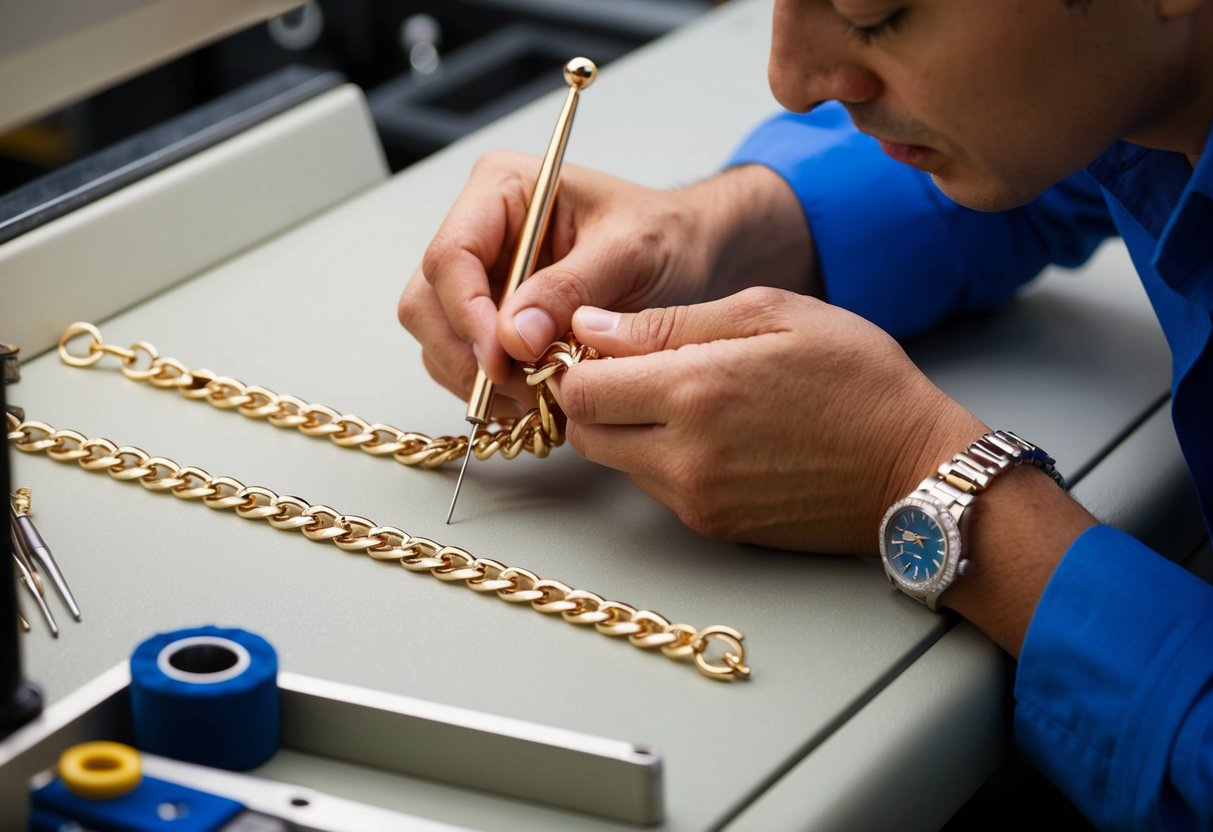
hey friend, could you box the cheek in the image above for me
[895,69,1085,209]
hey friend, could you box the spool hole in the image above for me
[81,755,122,772]
[167,643,239,676]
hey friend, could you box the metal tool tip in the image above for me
[446,422,480,524]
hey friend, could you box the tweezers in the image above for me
[10,494,81,623]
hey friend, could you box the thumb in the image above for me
[497,244,653,362]
[571,287,796,356]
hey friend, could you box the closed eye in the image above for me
[845,8,908,44]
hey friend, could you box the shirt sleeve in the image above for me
[727,104,1118,339]
[1015,524,1213,831]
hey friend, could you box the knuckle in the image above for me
[606,232,652,268]
[737,287,799,332]
[630,305,688,351]
[474,149,517,174]
[732,285,789,321]
[564,420,588,457]
[535,267,593,316]
[557,370,595,423]
[396,278,425,331]
[677,502,734,540]
[397,297,416,331]
[420,237,459,288]
[675,490,744,541]
[473,150,535,193]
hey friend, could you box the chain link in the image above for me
[58,322,597,468]
[7,410,750,681]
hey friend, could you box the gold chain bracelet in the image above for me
[57,322,596,468]
[6,411,749,680]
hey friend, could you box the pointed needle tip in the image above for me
[445,422,479,524]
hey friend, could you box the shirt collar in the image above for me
[1087,120,1213,309]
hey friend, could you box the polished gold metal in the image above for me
[451,57,598,522]
[691,625,751,680]
[58,323,598,468]
[12,487,31,516]
[7,410,750,681]
[466,56,596,424]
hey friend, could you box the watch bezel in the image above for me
[878,491,963,601]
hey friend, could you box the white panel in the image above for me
[0,84,387,359]
[0,0,304,133]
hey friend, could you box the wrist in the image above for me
[686,165,819,300]
[940,465,1096,656]
[878,392,988,522]
[879,413,1097,656]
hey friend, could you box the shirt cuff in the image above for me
[1014,524,1213,830]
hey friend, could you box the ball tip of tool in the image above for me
[564,57,597,89]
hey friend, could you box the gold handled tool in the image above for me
[446,56,597,524]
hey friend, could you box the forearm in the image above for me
[681,164,822,301]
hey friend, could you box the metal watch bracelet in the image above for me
[918,429,1066,535]
[936,429,1064,497]
[888,430,1067,611]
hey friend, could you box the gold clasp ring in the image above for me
[58,322,105,367]
[692,625,751,681]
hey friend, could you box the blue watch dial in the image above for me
[883,506,948,583]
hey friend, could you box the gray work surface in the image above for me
[1,1,1193,829]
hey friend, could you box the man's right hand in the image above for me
[398,150,726,407]
[398,150,817,408]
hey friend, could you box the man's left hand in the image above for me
[552,287,985,554]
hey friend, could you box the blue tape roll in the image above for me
[129,626,279,771]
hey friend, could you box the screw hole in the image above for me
[157,801,190,820]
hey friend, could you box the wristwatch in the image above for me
[878,430,1065,610]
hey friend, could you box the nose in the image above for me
[768,2,883,112]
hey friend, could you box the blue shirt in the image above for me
[730,103,1213,831]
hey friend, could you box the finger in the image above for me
[421,349,464,400]
[571,286,800,357]
[565,420,732,541]
[421,155,538,383]
[490,364,540,414]
[564,420,665,477]
[497,236,658,362]
[399,270,479,395]
[552,350,689,426]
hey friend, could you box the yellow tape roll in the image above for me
[59,741,142,800]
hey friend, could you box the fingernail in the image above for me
[576,306,620,333]
[513,307,556,357]
[471,343,484,372]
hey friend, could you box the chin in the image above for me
[927,168,1050,213]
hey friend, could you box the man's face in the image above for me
[769,0,1193,210]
